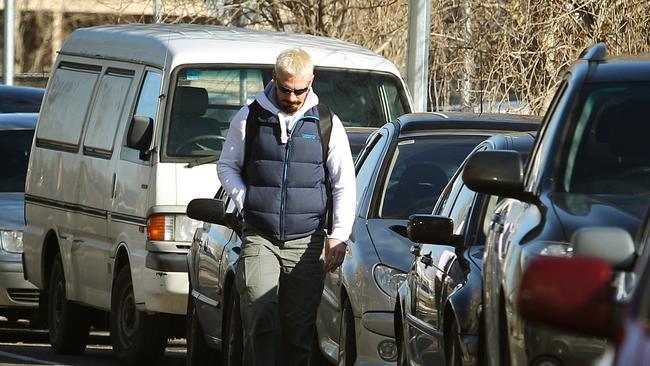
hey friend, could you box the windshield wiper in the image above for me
[186,155,219,168]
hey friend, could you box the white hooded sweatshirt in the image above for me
[216,82,356,243]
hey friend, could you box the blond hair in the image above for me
[274,48,314,79]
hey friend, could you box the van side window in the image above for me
[36,63,101,151]
[134,71,162,122]
[84,69,134,157]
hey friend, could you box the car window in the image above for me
[562,83,650,194]
[356,131,389,216]
[378,135,487,219]
[0,129,34,192]
[447,184,476,235]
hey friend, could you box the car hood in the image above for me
[550,193,650,240]
[0,192,25,230]
[366,219,413,272]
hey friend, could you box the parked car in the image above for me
[0,85,44,113]
[517,218,650,366]
[0,113,40,322]
[463,43,650,365]
[313,112,539,366]
[22,24,411,363]
[395,131,537,366]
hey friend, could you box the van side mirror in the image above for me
[127,116,153,155]
[186,198,226,225]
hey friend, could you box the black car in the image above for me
[464,43,650,365]
[312,112,539,366]
[0,85,44,113]
[395,132,535,366]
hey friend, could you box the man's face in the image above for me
[274,72,313,115]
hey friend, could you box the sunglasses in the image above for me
[277,84,310,96]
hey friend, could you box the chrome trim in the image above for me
[191,289,219,308]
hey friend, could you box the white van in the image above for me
[23,23,412,362]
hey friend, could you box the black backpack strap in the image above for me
[243,100,262,176]
[316,103,334,233]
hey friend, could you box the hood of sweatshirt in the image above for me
[255,81,320,144]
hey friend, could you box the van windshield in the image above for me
[165,67,410,159]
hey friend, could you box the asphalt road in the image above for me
[0,319,186,366]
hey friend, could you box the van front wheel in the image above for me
[110,266,167,365]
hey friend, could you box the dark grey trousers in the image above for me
[235,223,326,366]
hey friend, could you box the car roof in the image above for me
[60,24,402,76]
[0,113,39,129]
[396,112,541,134]
[0,85,45,99]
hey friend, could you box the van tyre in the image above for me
[445,320,462,366]
[48,253,90,354]
[110,266,167,365]
[186,294,219,365]
[222,289,243,366]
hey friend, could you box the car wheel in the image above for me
[186,294,219,366]
[110,265,167,365]
[338,298,356,366]
[48,253,90,354]
[222,289,243,366]
[445,320,462,366]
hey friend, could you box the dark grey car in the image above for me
[312,113,540,366]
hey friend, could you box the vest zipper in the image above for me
[280,119,305,240]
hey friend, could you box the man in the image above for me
[217,48,356,366]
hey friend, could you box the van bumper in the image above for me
[145,252,188,272]
[138,266,188,315]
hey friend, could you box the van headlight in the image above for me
[373,264,407,298]
[0,230,23,253]
[147,214,202,241]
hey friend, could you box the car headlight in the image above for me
[373,264,407,298]
[0,230,23,253]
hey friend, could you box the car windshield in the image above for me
[166,67,409,158]
[378,135,488,219]
[563,83,650,194]
[0,129,34,192]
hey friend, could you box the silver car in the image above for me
[312,112,540,365]
[0,113,40,322]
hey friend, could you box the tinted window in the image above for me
[356,132,389,214]
[448,184,476,234]
[563,83,650,194]
[84,71,134,154]
[36,65,100,147]
[0,96,42,113]
[378,135,487,219]
[0,129,34,192]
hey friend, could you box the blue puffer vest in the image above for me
[244,104,327,241]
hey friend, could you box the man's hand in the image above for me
[324,238,346,273]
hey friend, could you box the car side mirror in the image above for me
[407,215,461,247]
[572,227,636,271]
[127,115,153,156]
[463,150,533,202]
[518,256,616,338]
[186,198,226,225]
